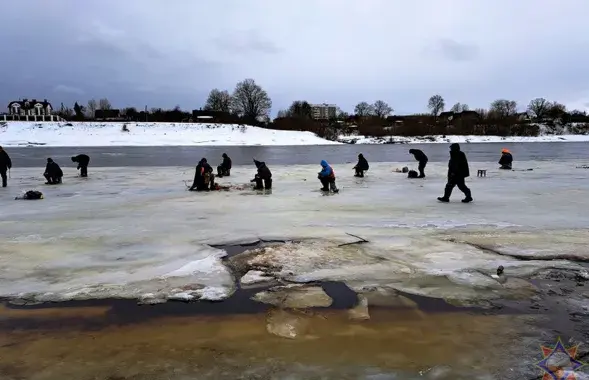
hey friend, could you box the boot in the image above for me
[461,196,473,203]
[437,197,449,202]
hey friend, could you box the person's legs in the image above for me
[439,178,457,201]
[1,170,7,187]
[264,178,272,189]
[44,173,51,184]
[319,177,329,191]
[80,165,88,177]
[56,176,62,184]
[254,176,264,190]
[355,168,363,177]
[217,165,223,177]
[329,179,339,192]
[418,161,427,178]
[455,177,472,202]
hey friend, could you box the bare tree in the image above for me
[86,99,97,118]
[231,78,272,121]
[527,98,551,120]
[287,100,312,119]
[450,102,469,113]
[373,100,393,118]
[428,94,445,116]
[354,101,374,117]
[546,101,567,121]
[98,98,112,110]
[336,107,349,120]
[474,108,488,118]
[204,89,231,113]
[489,99,518,118]
[276,109,288,118]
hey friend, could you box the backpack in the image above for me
[407,170,418,178]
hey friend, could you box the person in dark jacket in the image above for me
[44,158,63,185]
[409,149,428,178]
[438,143,473,203]
[71,154,90,177]
[318,160,339,193]
[353,154,369,177]
[251,159,272,190]
[190,158,215,191]
[0,146,12,188]
[217,153,232,177]
[498,148,513,170]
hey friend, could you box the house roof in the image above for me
[8,99,52,109]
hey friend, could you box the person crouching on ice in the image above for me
[190,158,215,191]
[353,153,369,177]
[318,160,338,193]
[44,158,63,185]
[499,148,513,170]
[251,159,272,190]
[217,153,232,177]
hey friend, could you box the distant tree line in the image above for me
[54,78,589,139]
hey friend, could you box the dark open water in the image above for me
[5,141,589,167]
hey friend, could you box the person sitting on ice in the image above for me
[251,159,272,190]
[71,154,90,177]
[318,160,339,193]
[44,158,63,185]
[353,153,369,177]
[499,148,513,170]
[217,153,232,177]
[190,158,215,191]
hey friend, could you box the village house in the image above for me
[8,99,53,116]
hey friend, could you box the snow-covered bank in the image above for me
[338,133,589,144]
[0,162,588,304]
[0,121,340,147]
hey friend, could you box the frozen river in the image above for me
[0,161,587,305]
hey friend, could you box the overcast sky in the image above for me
[2,0,589,115]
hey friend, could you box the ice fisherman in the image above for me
[71,154,90,177]
[44,158,63,185]
[0,146,12,188]
[437,143,473,203]
[189,158,215,191]
[409,149,428,178]
[318,160,339,193]
[499,148,513,170]
[353,153,369,177]
[252,159,272,190]
[217,153,232,177]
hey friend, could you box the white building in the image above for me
[310,103,337,120]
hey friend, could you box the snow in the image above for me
[1,121,588,147]
[0,161,587,304]
[339,133,589,144]
[0,121,340,147]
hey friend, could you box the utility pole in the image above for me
[145,105,148,122]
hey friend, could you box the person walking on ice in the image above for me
[438,143,473,203]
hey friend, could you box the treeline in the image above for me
[53,79,589,138]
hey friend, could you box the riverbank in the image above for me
[2,121,589,147]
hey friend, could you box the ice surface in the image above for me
[0,121,340,147]
[339,133,589,144]
[0,161,587,303]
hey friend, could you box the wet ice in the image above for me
[0,161,587,303]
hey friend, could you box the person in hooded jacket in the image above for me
[437,143,473,203]
[0,146,12,188]
[409,149,428,178]
[71,154,90,177]
[190,158,215,191]
[252,159,272,190]
[498,148,513,170]
[44,158,63,185]
[318,160,339,193]
[353,154,369,177]
[217,153,232,177]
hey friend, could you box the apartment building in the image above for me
[310,103,337,120]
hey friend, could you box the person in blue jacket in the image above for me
[318,160,339,193]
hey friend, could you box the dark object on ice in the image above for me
[318,160,338,193]
[252,159,272,190]
[15,190,44,200]
[497,265,504,276]
[402,166,409,173]
[438,143,472,203]
[0,146,12,188]
[576,165,589,169]
[499,149,513,170]
[409,149,428,178]
[217,153,232,177]
[353,153,369,177]
[477,169,486,177]
[44,158,63,185]
[190,158,215,191]
[407,170,419,178]
[71,154,90,177]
